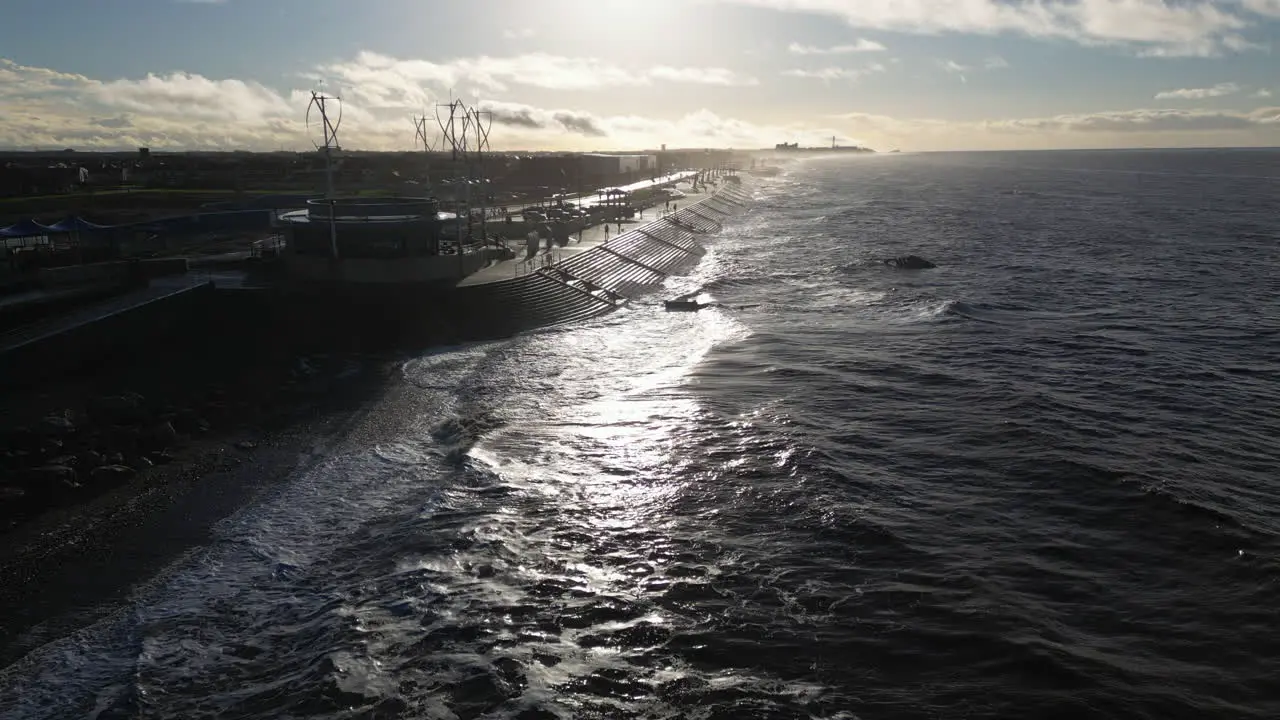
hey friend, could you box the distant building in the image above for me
[580,153,657,175]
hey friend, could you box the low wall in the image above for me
[0,282,216,386]
[136,257,190,279]
[37,261,132,289]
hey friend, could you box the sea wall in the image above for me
[0,281,214,387]
[445,184,752,339]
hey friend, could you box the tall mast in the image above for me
[306,90,343,258]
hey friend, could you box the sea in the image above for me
[2,148,1279,719]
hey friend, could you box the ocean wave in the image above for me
[8,150,1280,719]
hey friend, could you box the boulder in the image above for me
[0,485,26,503]
[40,413,76,435]
[105,425,142,452]
[3,426,38,453]
[172,408,205,434]
[883,254,936,270]
[89,394,148,425]
[91,464,136,485]
[143,421,179,450]
[23,465,81,498]
[128,455,155,471]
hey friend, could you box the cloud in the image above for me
[984,55,1009,69]
[718,0,1265,57]
[781,63,885,81]
[502,28,535,39]
[1255,89,1273,98]
[317,52,756,96]
[2,56,1277,154]
[0,57,830,152]
[1242,0,1280,17]
[937,59,969,83]
[648,66,759,86]
[839,105,1280,135]
[787,39,886,54]
[981,106,1280,133]
[477,100,608,137]
[1154,82,1240,100]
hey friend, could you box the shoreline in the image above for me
[0,179,750,668]
[0,337,398,666]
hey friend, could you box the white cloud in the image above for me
[839,105,1280,134]
[981,106,1280,133]
[937,59,969,83]
[834,105,1280,150]
[781,63,885,81]
[316,52,756,96]
[0,57,811,152]
[502,28,536,39]
[1,56,1278,154]
[1242,0,1280,17]
[1154,82,1240,100]
[718,0,1264,57]
[984,55,1009,69]
[787,39,886,54]
[648,65,759,86]
[1254,89,1273,98]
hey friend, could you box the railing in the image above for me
[512,249,563,277]
[250,233,285,259]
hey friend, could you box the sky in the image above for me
[0,0,1278,152]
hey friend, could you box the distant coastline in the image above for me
[774,141,875,154]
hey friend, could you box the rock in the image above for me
[40,414,76,434]
[235,440,258,451]
[39,437,64,455]
[79,450,103,468]
[172,408,203,434]
[89,394,147,424]
[106,452,125,465]
[4,426,38,453]
[203,401,229,421]
[149,449,176,465]
[91,465,136,485]
[129,455,155,471]
[23,465,81,498]
[48,454,78,467]
[105,425,142,452]
[24,464,77,485]
[0,485,26,502]
[143,421,179,450]
[883,254,936,270]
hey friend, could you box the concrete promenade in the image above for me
[456,187,714,287]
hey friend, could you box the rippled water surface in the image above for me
[4,149,1280,719]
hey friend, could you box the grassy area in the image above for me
[0,188,305,206]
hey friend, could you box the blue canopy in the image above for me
[45,216,110,233]
[0,219,53,238]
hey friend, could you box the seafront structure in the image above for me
[0,89,753,374]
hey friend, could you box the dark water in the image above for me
[4,149,1280,719]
